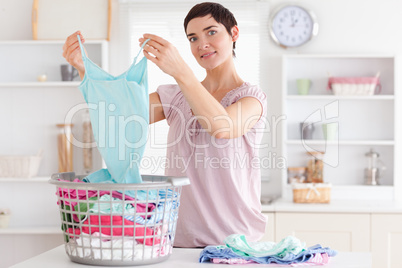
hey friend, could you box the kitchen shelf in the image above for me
[286,139,395,146]
[0,177,50,182]
[0,39,108,83]
[286,95,395,100]
[281,54,398,200]
[0,40,107,45]
[0,226,61,235]
[0,82,80,87]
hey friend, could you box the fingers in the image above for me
[142,50,157,64]
[66,46,82,65]
[62,31,85,52]
[140,39,163,52]
[139,34,168,51]
[62,31,85,59]
[143,33,168,46]
[143,43,162,59]
[62,31,86,73]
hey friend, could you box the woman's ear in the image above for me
[231,25,239,42]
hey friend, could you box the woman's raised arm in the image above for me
[149,92,165,124]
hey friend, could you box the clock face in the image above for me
[270,5,318,48]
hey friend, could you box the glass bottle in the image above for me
[82,109,93,174]
[287,167,307,184]
[56,124,74,173]
[306,151,324,183]
[364,148,386,185]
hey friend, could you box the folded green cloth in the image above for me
[87,194,135,215]
[224,234,306,258]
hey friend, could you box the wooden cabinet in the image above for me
[263,211,402,268]
[260,212,275,242]
[0,233,62,268]
[275,212,370,252]
[371,214,402,268]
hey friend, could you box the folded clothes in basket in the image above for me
[56,177,178,247]
[67,233,169,261]
[68,215,160,245]
[57,179,156,222]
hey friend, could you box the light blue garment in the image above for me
[224,234,305,258]
[77,35,150,184]
[82,169,157,200]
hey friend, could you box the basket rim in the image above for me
[292,182,332,189]
[49,172,190,190]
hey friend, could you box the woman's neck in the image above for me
[202,57,244,94]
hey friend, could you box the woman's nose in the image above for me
[199,39,210,50]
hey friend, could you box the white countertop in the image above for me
[11,245,371,268]
[262,198,402,213]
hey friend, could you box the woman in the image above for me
[63,2,267,247]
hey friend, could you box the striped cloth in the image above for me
[124,189,179,231]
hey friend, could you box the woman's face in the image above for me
[186,15,238,70]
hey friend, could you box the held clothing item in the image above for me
[77,35,150,184]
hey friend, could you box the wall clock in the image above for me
[269,5,319,48]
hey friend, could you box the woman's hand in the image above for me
[139,34,191,81]
[62,31,86,79]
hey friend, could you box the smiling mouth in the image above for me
[201,52,216,58]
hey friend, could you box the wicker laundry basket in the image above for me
[50,172,190,266]
[327,72,381,96]
[0,150,43,178]
[293,183,331,203]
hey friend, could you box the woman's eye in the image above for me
[189,37,197,42]
[208,30,217,36]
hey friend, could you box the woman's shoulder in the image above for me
[156,84,183,104]
[156,84,181,95]
[224,82,266,105]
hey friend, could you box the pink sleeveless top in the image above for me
[156,82,267,247]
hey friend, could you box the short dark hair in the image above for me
[184,2,238,57]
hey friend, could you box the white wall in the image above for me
[0,0,32,40]
[1,0,401,197]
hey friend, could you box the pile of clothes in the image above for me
[55,178,179,261]
[199,234,337,266]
